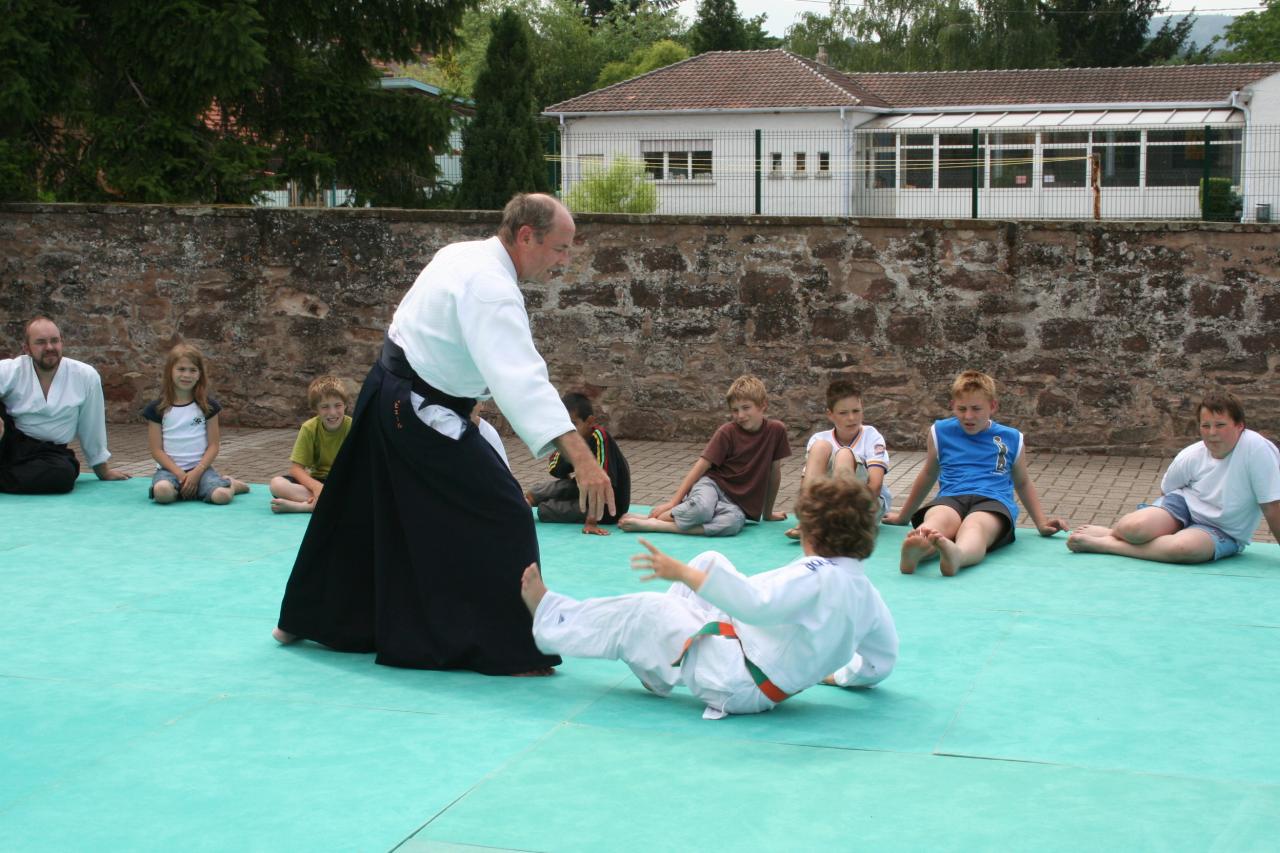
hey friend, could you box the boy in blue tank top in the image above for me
[884,370,1067,576]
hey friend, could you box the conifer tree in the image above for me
[457,9,551,209]
[688,0,750,54]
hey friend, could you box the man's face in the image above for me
[729,398,766,433]
[1198,407,1245,459]
[517,210,575,283]
[23,320,63,374]
[951,392,996,435]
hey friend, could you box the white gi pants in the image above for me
[532,553,773,719]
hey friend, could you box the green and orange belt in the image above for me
[672,621,792,704]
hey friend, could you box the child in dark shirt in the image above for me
[527,391,631,534]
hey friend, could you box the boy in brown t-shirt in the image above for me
[620,375,791,537]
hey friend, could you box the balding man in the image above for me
[0,317,130,493]
[275,193,614,676]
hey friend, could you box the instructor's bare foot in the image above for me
[271,627,297,644]
[925,528,963,576]
[512,667,556,677]
[900,528,935,574]
[521,562,547,615]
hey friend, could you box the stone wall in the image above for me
[2,203,1276,456]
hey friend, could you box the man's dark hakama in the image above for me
[276,349,560,675]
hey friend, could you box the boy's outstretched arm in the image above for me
[649,457,712,519]
[1012,451,1068,535]
[883,432,939,525]
[763,459,786,521]
[631,538,706,591]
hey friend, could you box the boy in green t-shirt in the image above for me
[269,375,353,514]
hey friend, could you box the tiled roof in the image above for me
[545,49,891,112]
[545,50,1280,114]
[855,63,1280,107]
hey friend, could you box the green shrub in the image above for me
[564,157,658,214]
[1201,177,1242,222]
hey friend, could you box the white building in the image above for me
[544,51,1280,222]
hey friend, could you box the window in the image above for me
[938,132,982,189]
[1094,129,1140,187]
[817,151,831,177]
[989,132,1032,189]
[769,152,783,176]
[692,150,712,179]
[1041,132,1086,188]
[1146,128,1241,187]
[794,152,807,174]
[641,140,713,180]
[864,133,895,189]
[902,133,933,189]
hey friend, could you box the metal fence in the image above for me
[552,125,1280,222]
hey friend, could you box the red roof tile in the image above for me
[545,50,1280,114]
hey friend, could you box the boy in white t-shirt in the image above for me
[1068,391,1280,563]
[786,379,890,539]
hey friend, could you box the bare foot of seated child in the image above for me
[923,527,964,577]
[270,497,313,514]
[899,527,937,574]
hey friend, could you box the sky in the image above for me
[675,0,1269,38]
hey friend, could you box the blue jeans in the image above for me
[1141,494,1244,561]
[150,466,231,502]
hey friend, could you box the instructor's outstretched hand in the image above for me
[551,427,616,525]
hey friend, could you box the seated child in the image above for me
[786,378,891,539]
[885,369,1067,576]
[269,375,352,513]
[144,343,249,504]
[526,391,631,534]
[521,476,899,720]
[620,375,790,537]
[1067,390,1280,563]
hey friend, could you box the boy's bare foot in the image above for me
[270,497,312,514]
[785,526,801,540]
[618,513,649,532]
[231,478,250,495]
[271,627,297,644]
[924,528,963,576]
[582,521,610,536]
[525,490,537,507]
[521,562,548,615]
[1066,528,1117,554]
[899,528,934,574]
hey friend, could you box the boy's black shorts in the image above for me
[911,494,1015,552]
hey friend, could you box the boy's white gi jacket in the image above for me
[696,553,899,696]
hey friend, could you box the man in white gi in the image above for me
[275,193,614,676]
[0,317,130,494]
[522,476,898,718]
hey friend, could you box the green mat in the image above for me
[3,476,1279,851]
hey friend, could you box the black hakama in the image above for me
[276,345,561,675]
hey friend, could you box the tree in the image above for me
[595,39,689,89]
[564,157,657,212]
[457,9,551,209]
[0,0,472,205]
[581,0,679,24]
[1048,0,1192,68]
[1215,0,1280,62]
[688,0,749,54]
